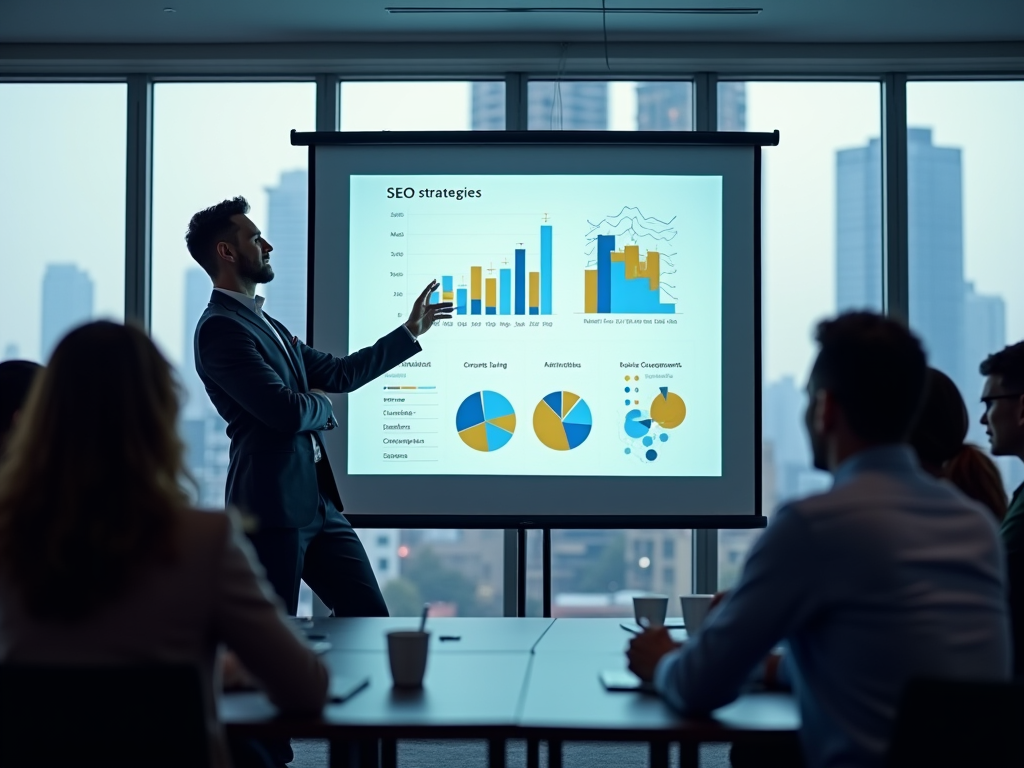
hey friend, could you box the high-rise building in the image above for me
[836,128,966,391]
[40,264,93,360]
[963,282,1006,438]
[908,128,965,391]
[472,81,608,130]
[182,268,211,420]
[265,169,309,340]
[835,138,883,313]
[632,80,749,132]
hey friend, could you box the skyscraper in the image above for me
[635,81,746,132]
[472,81,608,130]
[40,264,93,359]
[182,268,211,420]
[265,169,309,340]
[835,138,883,313]
[836,128,966,390]
[908,128,965,391]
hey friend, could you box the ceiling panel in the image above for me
[1,0,1022,45]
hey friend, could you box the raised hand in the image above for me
[405,280,454,338]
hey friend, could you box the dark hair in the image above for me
[910,368,969,468]
[0,322,192,621]
[979,340,1024,393]
[810,312,927,443]
[184,196,250,277]
[0,360,42,449]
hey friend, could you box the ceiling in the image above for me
[1,0,1023,46]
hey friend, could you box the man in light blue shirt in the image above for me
[628,312,1011,768]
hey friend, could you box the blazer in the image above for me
[194,290,420,528]
[0,509,328,768]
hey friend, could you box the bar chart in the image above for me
[427,223,554,317]
[584,237,676,314]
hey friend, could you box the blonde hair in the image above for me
[0,321,193,621]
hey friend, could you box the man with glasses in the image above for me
[980,341,1024,675]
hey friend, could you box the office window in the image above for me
[341,81,503,131]
[339,82,505,617]
[0,84,126,364]
[526,81,694,130]
[906,81,1024,494]
[151,82,315,508]
[718,82,883,589]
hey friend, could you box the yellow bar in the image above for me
[485,277,497,308]
[643,251,660,290]
[529,271,540,308]
[624,245,640,279]
[471,266,482,300]
[442,291,454,301]
[584,270,598,313]
[611,250,625,262]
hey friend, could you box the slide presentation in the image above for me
[346,174,723,479]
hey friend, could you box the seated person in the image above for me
[0,322,327,768]
[0,359,41,451]
[628,312,1010,768]
[978,340,1024,676]
[910,366,1007,520]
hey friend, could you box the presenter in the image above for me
[188,196,451,617]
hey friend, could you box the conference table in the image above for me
[220,617,799,768]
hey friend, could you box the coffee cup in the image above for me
[387,630,430,688]
[632,595,669,628]
[680,594,714,634]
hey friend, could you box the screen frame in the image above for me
[296,130,771,530]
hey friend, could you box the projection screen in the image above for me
[295,130,775,528]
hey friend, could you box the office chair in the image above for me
[0,664,210,768]
[886,677,1024,768]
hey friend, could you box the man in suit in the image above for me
[188,196,451,618]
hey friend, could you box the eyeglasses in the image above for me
[981,393,1024,408]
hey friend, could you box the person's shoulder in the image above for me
[174,507,233,551]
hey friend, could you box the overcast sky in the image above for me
[1,81,1021,389]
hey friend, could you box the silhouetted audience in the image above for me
[910,367,1007,520]
[0,360,41,452]
[979,340,1024,676]
[0,322,327,768]
[627,312,1011,768]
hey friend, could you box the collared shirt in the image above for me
[1000,481,1024,675]
[654,445,1010,768]
[1001,482,1024,550]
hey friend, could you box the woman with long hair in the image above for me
[0,321,326,768]
[910,367,1008,521]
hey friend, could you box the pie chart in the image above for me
[624,408,653,438]
[533,391,592,451]
[456,390,516,452]
[650,387,686,429]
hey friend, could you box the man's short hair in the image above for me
[979,341,1024,393]
[184,196,250,277]
[810,312,927,444]
[0,360,42,447]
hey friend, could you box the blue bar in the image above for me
[456,287,468,315]
[609,260,675,314]
[430,290,440,304]
[514,248,526,315]
[486,307,497,315]
[529,307,539,316]
[471,299,482,315]
[597,235,614,313]
[499,268,512,315]
[442,275,453,293]
[540,225,552,315]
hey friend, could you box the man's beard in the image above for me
[239,259,275,284]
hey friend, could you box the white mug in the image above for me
[680,594,715,634]
[633,595,669,628]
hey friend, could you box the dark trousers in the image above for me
[730,735,806,768]
[246,483,389,618]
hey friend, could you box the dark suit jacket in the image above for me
[194,290,420,528]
